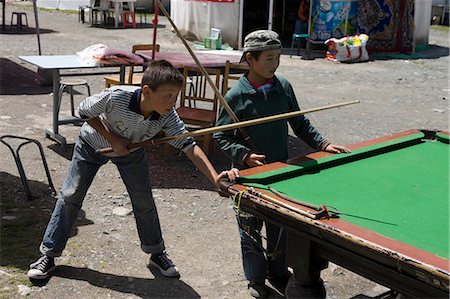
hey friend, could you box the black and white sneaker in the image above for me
[27,255,56,280]
[149,251,179,277]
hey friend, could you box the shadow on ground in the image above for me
[48,143,75,161]
[144,136,316,191]
[370,44,450,60]
[52,265,200,298]
[0,26,55,35]
[0,58,52,95]
[90,23,166,30]
[0,172,93,270]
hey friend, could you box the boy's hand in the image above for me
[324,144,351,154]
[244,153,266,167]
[215,168,240,186]
[110,135,131,156]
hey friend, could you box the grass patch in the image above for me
[1,216,42,269]
[0,174,56,296]
[431,25,450,32]
[9,3,78,14]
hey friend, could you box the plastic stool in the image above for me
[58,78,91,117]
[122,11,136,28]
[11,11,28,29]
[290,33,310,58]
[0,135,55,200]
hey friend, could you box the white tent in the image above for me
[171,0,279,49]
[171,0,242,48]
[37,0,89,10]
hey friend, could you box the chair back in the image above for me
[176,66,222,153]
[178,66,221,126]
[222,60,249,95]
[128,44,160,84]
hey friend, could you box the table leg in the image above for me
[114,2,119,28]
[119,65,125,83]
[129,1,136,28]
[2,0,5,31]
[45,69,67,146]
[285,231,327,298]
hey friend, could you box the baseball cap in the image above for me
[240,30,282,63]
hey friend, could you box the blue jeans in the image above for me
[236,211,289,284]
[40,137,165,257]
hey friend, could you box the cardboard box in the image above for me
[204,36,222,50]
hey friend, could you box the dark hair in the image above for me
[141,60,183,90]
[247,51,262,62]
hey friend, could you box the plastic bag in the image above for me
[325,34,369,62]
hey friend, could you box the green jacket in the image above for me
[213,74,329,166]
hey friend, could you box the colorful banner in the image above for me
[357,0,414,53]
[309,0,359,41]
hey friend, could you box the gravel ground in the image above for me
[0,2,449,299]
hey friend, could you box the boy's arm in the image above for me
[185,145,239,187]
[287,85,350,153]
[212,98,251,166]
[87,117,130,156]
[286,85,330,150]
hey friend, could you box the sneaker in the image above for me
[27,255,55,280]
[149,251,179,277]
[248,282,267,298]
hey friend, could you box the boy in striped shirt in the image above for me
[28,60,239,280]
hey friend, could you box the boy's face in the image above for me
[247,49,281,80]
[143,83,181,115]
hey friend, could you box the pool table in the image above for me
[219,130,449,298]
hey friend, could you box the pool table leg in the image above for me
[285,231,327,298]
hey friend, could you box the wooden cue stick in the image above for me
[97,100,359,154]
[269,186,323,211]
[246,187,319,219]
[155,0,240,124]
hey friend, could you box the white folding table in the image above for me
[19,55,133,146]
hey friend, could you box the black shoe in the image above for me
[149,251,179,277]
[27,255,55,280]
[248,282,267,298]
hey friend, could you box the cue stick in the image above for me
[268,187,323,211]
[154,0,239,122]
[246,187,327,220]
[96,100,359,154]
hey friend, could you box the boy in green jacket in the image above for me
[213,30,349,298]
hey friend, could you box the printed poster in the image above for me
[309,0,359,41]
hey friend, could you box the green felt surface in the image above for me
[238,134,449,258]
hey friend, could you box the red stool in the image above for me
[122,11,136,28]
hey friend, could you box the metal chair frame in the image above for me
[0,135,55,200]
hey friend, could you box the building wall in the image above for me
[415,0,432,45]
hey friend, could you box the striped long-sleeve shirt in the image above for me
[78,85,195,156]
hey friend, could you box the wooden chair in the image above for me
[222,60,249,95]
[104,44,160,87]
[176,66,222,154]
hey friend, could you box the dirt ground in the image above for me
[0,2,449,299]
